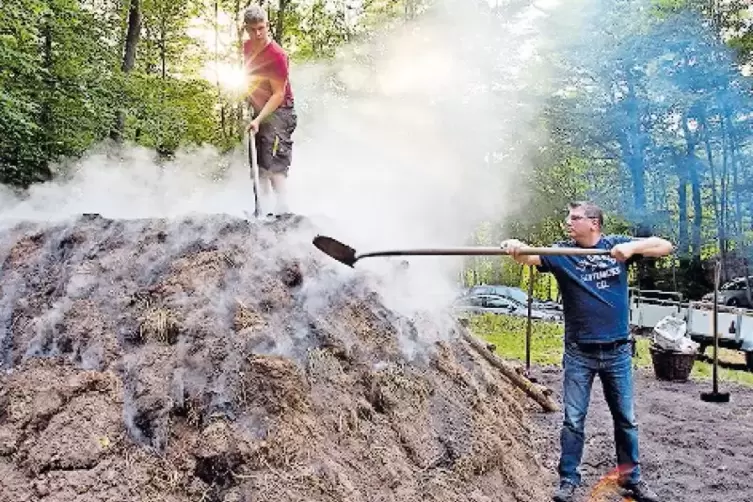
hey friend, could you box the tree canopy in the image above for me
[2,0,753,298]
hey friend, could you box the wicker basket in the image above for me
[649,344,697,382]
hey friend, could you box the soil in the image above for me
[526,365,753,502]
[0,214,554,502]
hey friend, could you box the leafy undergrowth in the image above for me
[465,313,753,386]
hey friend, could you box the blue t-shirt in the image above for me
[537,234,634,344]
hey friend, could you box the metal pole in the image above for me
[713,260,720,394]
[701,259,729,402]
[526,264,534,373]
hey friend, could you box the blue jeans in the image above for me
[559,341,641,487]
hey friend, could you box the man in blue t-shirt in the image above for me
[501,201,673,502]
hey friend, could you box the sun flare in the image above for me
[202,62,248,94]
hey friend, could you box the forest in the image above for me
[1,0,753,300]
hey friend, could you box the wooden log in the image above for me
[459,327,560,413]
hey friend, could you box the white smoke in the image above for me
[0,0,576,358]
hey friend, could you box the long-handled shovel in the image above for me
[248,131,261,218]
[313,235,612,267]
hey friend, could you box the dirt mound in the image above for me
[0,214,551,502]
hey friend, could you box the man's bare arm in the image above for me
[499,239,542,267]
[254,77,286,123]
[628,236,674,258]
[611,236,674,262]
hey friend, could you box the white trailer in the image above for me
[629,288,753,371]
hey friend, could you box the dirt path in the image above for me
[526,366,753,502]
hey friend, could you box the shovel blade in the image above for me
[313,235,358,267]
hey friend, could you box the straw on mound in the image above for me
[0,214,553,502]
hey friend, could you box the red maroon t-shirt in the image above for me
[243,39,294,112]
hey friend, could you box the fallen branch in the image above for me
[459,326,560,413]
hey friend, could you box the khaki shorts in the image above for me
[252,105,297,176]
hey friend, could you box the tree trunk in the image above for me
[215,0,220,88]
[725,109,746,285]
[618,68,647,223]
[160,21,166,80]
[675,152,689,256]
[729,125,743,238]
[405,0,416,20]
[689,157,703,257]
[275,0,288,45]
[36,15,54,181]
[680,115,701,259]
[111,0,141,142]
[720,115,730,280]
[694,111,714,258]
[41,19,53,152]
[702,115,725,276]
[236,0,246,139]
[122,0,141,73]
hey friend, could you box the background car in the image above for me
[453,293,563,322]
[701,275,753,308]
[465,284,563,311]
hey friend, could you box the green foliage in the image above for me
[286,0,353,60]
[0,0,120,184]
[125,74,218,151]
[728,31,753,64]
[1,0,751,309]
[467,313,565,366]
[462,0,753,300]
[0,0,421,184]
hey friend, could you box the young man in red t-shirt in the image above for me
[242,5,297,216]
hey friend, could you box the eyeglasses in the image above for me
[564,215,597,223]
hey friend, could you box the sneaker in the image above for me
[621,480,660,502]
[552,482,576,502]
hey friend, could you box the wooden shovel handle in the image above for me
[358,246,611,259]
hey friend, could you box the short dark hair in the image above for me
[569,201,603,227]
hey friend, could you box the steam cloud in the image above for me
[0,0,575,362]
